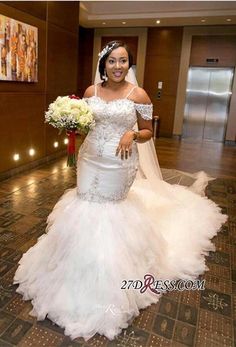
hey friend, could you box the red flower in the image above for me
[69,94,80,100]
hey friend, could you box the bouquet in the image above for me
[45,95,94,167]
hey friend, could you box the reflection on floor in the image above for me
[155,137,236,179]
[0,148,235,346]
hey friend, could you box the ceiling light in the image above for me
[122,21,126,25]
[201,19,206,23]
[102,22,106,25]
[156,20,160,24]
[226,18,232,22]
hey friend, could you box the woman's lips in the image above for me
[113,71,123,77]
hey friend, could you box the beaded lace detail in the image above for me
[77,96,149,203]
[135,103,153,120]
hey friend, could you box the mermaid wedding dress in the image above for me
[13,86,227,341]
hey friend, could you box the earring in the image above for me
[103,70,108,81]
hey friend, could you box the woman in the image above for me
[14,41,227,341]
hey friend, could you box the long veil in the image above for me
[94,66,213,196]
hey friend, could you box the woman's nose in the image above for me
[115,61,121,68]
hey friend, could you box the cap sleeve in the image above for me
[135,103,153,120]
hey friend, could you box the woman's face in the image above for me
[105,46,129,83]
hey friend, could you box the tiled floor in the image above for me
[0,156,235,347]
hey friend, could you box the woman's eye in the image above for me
[121,59,127,64]
[108,59,115,64]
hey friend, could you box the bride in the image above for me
[13,41,227,341]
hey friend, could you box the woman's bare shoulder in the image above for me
[131,86,152,104]
[83,85,95,98]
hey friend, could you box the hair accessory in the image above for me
[98,42,117,61]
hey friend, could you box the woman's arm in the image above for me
[116,87,153,159]
[132,87,153,143]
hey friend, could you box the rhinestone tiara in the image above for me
[98,42,117,61]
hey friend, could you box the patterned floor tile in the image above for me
[1,318,32,345]
[206,263,230,280]
[17,301,37,324]
[37,317,65,335]
[60,337,84,346]
[198,309,232,338]
[17,325,64,347]
[152,314,175,340]
[146,333,171,347]
[180,291,201,307]
[0,260,15,277]
[173,321,196,346]
[195,329,233,347]
[0,247,15,260]
[0,282,16,309]
[132,309,156,332]
[108,327,149,347]
[204,274,232,294]
[200,289,231,317]
[164,290,181,303]
[0,311,15,335]
[85,334,108,347]
[0,339,15,347]
[206,251,230,267]
[214,240,231,253]
[4,293,27,316]
[177,303,198,326]
[2,265,18,284]
[158,297,178,319]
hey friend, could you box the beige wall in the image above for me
[174,25,236,141]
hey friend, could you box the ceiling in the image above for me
[79,1,236,28]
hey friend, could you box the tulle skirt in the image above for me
[13,176,227,341]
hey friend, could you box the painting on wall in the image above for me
[0,14,38,82]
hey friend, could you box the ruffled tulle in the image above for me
[13,179,227,341]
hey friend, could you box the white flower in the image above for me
[45,95,95,132]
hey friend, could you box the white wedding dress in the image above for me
[14,87,227,341]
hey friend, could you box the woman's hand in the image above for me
[116,131,134,160]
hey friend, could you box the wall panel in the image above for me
[190,35,236,67]
[0,1,80,175]
[144,27,183,136]
[47,23,78,95]
[0,93,45,171]
[77,26,94,97]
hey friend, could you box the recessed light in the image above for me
[226,18,232,22]
[156,20,160,24]
[201,19,206,23]
[102,22,106,25]
[122,21,126,25]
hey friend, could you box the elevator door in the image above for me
[183,67,234,142]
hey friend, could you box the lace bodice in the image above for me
[77,95,153,203]
[85,95,153,138]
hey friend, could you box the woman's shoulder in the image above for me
[131,86,152,105]
[83,85,96,98]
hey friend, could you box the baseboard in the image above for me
[0,150,67,182]
[225,140,236,146]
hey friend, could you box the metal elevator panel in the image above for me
[183,67,234,142]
